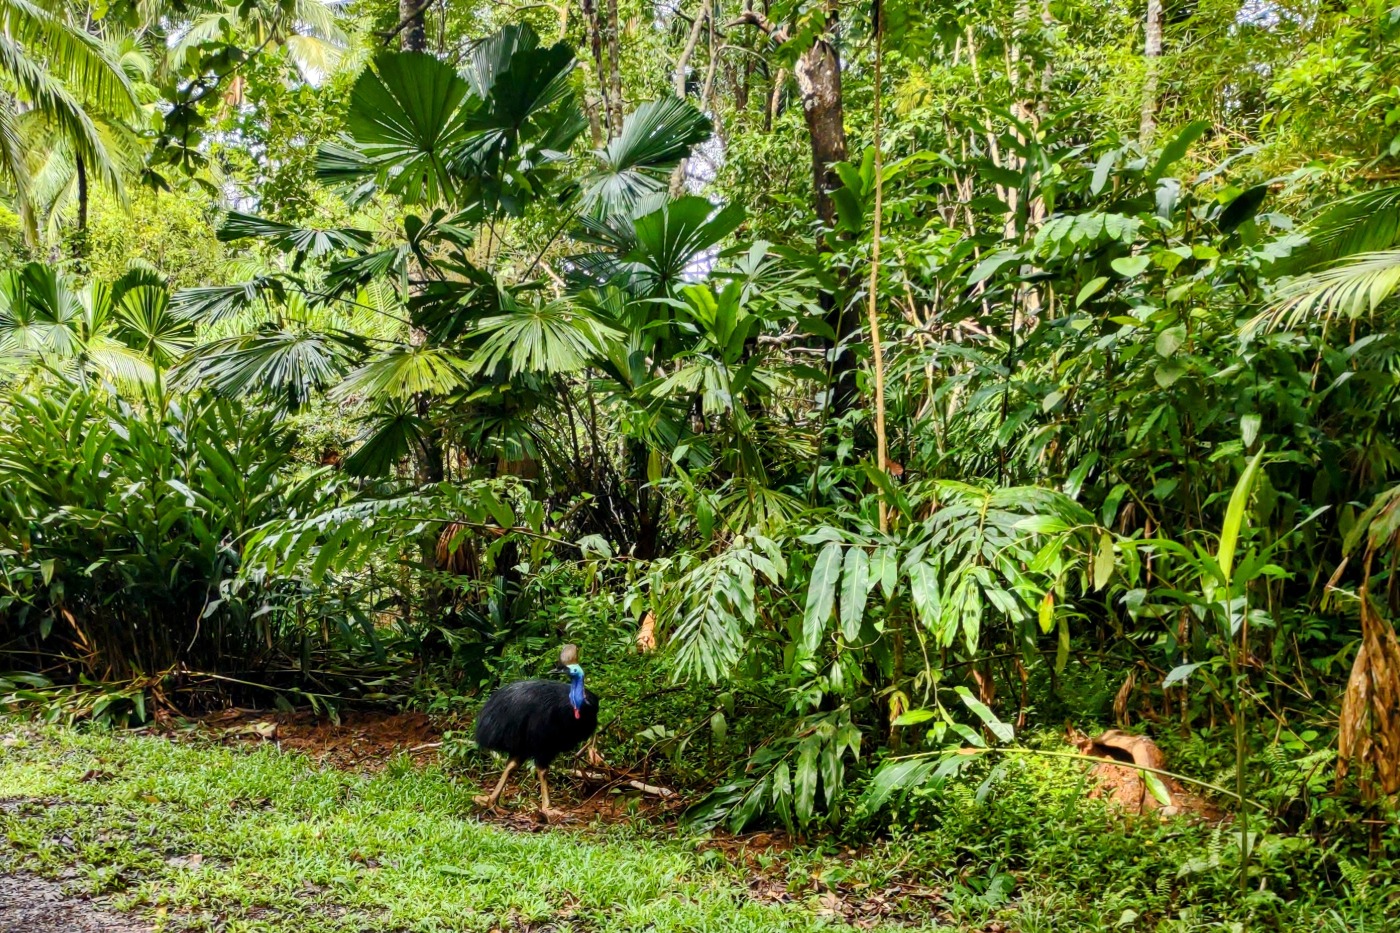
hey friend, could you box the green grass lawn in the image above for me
[2,724,1391,933]
[0,726,889,933]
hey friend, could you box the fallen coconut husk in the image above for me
[1068,727,1223,820]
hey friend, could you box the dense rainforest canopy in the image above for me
[3,0,1400,929]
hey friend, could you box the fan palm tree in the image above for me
[178,25,714,471]
[0,262,192,389]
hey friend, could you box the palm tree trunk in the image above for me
[669,3,710,195]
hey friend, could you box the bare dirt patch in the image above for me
[0,873,149,933]
[189,707,443,771]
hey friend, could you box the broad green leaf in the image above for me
[969,250,1019,285]
[955,686,1014,744]
[1154,325,1186,358]
[710,711,727,741]
[803,542,842,651]
[1016,515,1069,535]
[1163,662,1204,688]
[1218,449,1266,585]
[893,708,935,726]
[948,721,986,747]
[795,738,819,825]
[1110,255,1151,278]
[872,546,899,600]
[862,757,935,812]
[907,561,938,628]
[1144,770,1173,806]
[1218,184,1269,233]
[1154,359,1185,388]
[1056,617,1070,674]
[1076,276,1109,307]
[1038,590,1055,634]
[1148,120,1209,182]
[1091,150,1117,196]
[839,546,870,641]
[483,491,514,528]
[1241,413,1261,448]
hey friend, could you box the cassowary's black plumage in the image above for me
[474,678,599,768]
[471,644,600,819]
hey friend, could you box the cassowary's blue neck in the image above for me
[567,664,586,716]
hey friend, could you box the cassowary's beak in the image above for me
[550,661,567,674]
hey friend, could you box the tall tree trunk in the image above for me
[792,4,847,236]
[795,8,854,412]
[669,3,711,195]
[72,154,88,263]
[604,0,624,138]
[733,1,851,411]
[630,439,660,559]
[581,0,612,136]
[1036,0,1054,124]
[399,0,427,52]
[1140,0,1163,144]
[735,41,752,112]
[403,0,443,514]
[765,68,785,131]
[672,5,709,98]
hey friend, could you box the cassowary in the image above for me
[472,643,598,820]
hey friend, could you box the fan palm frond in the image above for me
[333,345,472,401]
[584,97,712,217]
[84,337,157,389]
[173,325,364,407]
[114,285,194,367]
[0,33,125,195]
[0,0,138,119]
[470,300,621,376]
[342,399,430,477]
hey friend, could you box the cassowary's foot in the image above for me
[537,806,568,823]
[475,758,519,811]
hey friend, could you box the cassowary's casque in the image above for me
[473,643,598,819]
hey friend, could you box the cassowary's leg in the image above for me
[537,766,565,822]
[474,757,519,808]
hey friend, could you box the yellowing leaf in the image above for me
[1038,590,1055,634]
[1093,532,1115,591]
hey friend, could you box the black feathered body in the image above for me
[474,679,599,768]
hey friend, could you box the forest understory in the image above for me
[4,0,1400,930]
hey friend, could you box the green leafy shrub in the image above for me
[0,385,369,694]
